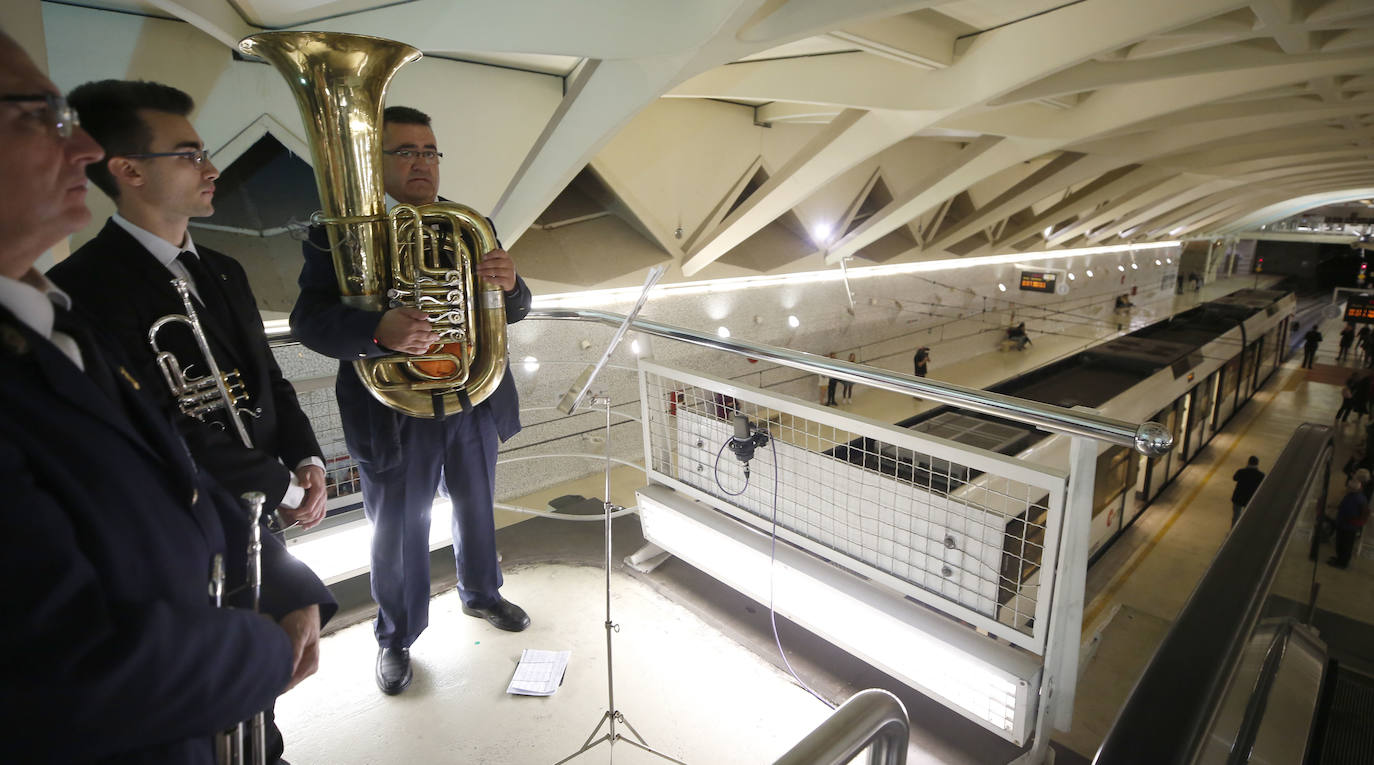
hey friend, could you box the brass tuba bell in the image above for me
[239,31,507,419]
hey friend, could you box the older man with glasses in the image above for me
[292,104,533,696]
[0,32,332,763]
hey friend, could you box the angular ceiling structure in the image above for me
[29,0,1374,291]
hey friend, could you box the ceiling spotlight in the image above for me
[522,355,540,373]
[1043,226,1054,238]
[998,283,1007,292]
[1130,263,1138,270]
[788,315,800,328]
[812,223,833,243]
[717,326,731,338]
[630,339,641,355]
[1068,272,1076,281]
[1166,258,1172,264]
[1154,259,1162,266]
[1086,269,1094,277]
[1117,265,1125,272]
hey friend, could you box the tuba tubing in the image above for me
[240,31,507,419]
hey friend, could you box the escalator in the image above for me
[1095,424,1374,764]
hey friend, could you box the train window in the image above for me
[1093,445,1137,517]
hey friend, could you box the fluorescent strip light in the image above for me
[286,497,456,585]
[532,242,1181,308]
[636,484,1039,745]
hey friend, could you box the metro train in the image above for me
[838,288,1297,632]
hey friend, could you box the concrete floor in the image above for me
[274,275,1346,764]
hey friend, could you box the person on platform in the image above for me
[841,352,857,404]
[1339,322,1356,363]
[1302,326,1322,369]
[1006,322,1031,351]
[1329,478,1367,569]
[291,105,532,696]
[0,30,334,762]
[49,79,329,533]
[1230,455,1265,527]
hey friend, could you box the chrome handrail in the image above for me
[528,307,1173,456]
[772,689,909,765]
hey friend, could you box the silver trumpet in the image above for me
[149,278,257,447]
[150,279,293,530]
[212,493,269,765]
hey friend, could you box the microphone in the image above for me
[727,413,769,469]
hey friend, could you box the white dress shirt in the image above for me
[0,270,83,370]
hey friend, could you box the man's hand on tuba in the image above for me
[374,307,439,355]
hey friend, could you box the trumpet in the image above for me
[211,493,269,765]
[148,278,258,446]
[149,279,294,531]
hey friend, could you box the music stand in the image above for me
[551,267,683,765]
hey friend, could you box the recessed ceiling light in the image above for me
[788,315,800,328]
[717,326,731,338]
[998,283,1007,292]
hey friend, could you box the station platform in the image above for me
[274,274,1323,764]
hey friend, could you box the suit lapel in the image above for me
[99,223,250,372]
[0,307,185,479]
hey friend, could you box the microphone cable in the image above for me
[712,428,835,709]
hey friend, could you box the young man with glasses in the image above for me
[292,105,532,696]
[50,79,331,531]
[46,79,336,763]
[0,33,332,762]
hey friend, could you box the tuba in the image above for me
[239,31,507,419]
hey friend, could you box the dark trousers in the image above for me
[1303,347,1317,368]
[358,406,503,649]
[826,378,838,405]
[1334,526,1357,567]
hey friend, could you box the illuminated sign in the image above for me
[1019,270,1058,294]
[1346,294,1374,324]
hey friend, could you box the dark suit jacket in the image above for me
[290,224,530,471]
[49,220,323,509]
[0,304,336,764]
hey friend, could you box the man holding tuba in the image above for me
[0,31,330,762]
[292,105,532,696]
[46,79,336,764]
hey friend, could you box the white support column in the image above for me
[1015,427,1096,764]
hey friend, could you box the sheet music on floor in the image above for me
[506,649,571,696]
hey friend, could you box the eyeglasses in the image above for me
[120,149,213,166]
[382,149,443,164]
[1,92,80,138]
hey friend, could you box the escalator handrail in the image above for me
[1094,423,1334,764]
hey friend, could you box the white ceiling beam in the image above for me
[680,108,929,274]
[826,12,957,69]
[925,154,1121,252]
[144,0,252,48]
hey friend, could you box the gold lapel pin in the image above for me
[118,366,141,390]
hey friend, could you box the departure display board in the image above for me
[1346,294,1374,324]
[1019,270,1058,294]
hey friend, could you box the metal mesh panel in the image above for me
[640,361,1068,652]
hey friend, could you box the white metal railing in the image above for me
[635,360,1100,758]
[640,361,1067,653]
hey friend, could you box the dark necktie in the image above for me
[175,251,234,330]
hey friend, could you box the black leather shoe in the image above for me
[375,647,412,695]
[462,598,530,632]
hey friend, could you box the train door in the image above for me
[1090,445,1137,553]
[1204,372,1221,444]
[1188,379,1213,459]
[1169,394,1190,482]
[1217,357,1240,425]
[1145,405,1175,499]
